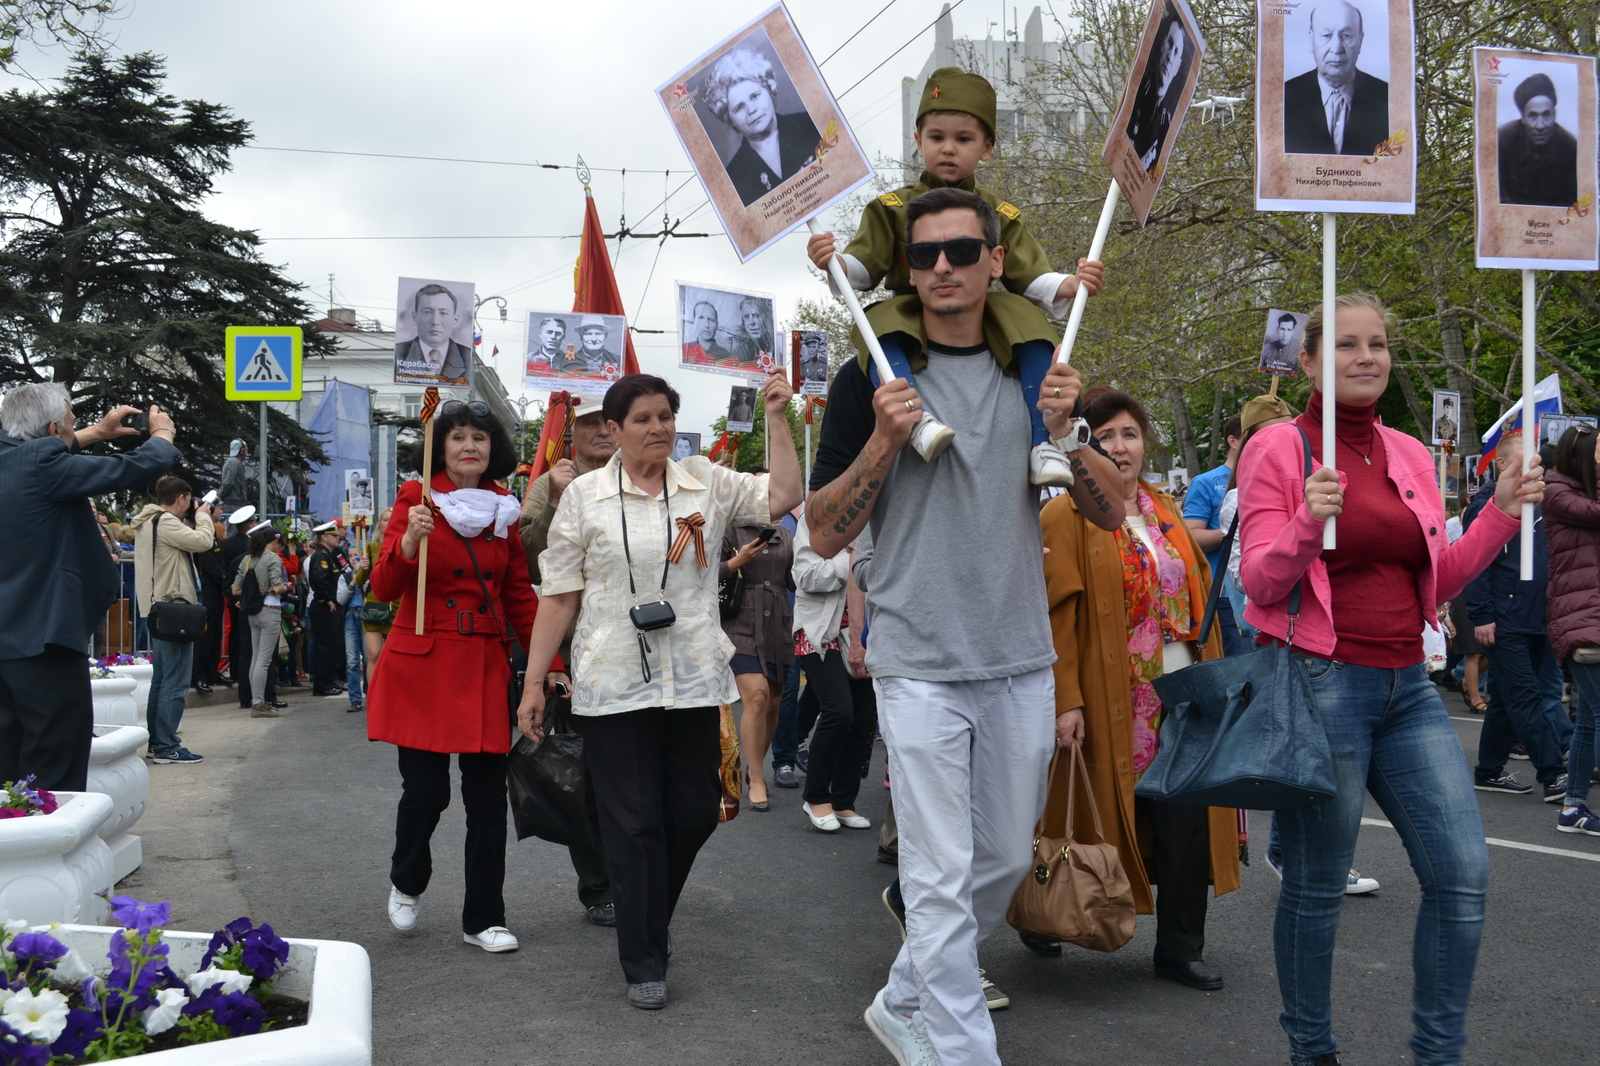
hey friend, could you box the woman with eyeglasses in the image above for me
[367,399,567,956]
[517,371,803,1010]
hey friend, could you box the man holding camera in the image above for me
[0,384,181,789]
[131,475,221,765]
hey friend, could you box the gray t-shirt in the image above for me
[810,343,1054,681]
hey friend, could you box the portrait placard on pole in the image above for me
[726,385,758,434]
[394,277,475,388]
[657,2,874,263]
[1102,0,1206,227]
[794,330,829,396]
[1431,388,1461,446]
[1473,47,1598,271]
[1259,309,1307,376]
[678,282,781,380]
[1255,0,1417,214]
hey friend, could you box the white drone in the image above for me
[1195,94,1246,124]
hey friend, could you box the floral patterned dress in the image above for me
[1114,488,1194,776]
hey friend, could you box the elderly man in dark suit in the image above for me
[0,384,180,790]
[1283,0,1389,157]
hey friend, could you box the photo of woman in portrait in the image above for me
[701,44,821,207]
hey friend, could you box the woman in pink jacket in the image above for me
[1235,293,1545,1066]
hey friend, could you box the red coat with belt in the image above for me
[366,473,561,754]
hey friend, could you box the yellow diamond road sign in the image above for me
[225,326,303,401]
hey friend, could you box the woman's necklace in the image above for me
[1336,434,1374,465]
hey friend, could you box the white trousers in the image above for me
[878,669,1055,1066]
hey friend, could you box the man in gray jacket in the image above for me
[0,384,180,790]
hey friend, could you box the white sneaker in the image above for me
[802,801,841,832]
[1028,440,1076,487]
[388,886,420,931]
[864,988,938,1066]
[1345,868,1380,895]
[838,813,872,830]
[463,926,519,953]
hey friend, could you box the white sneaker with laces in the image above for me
[388,886,420,931]
[1028,440,1076,487]
[864,988,937,1066]
[1345,868,1380,895]
[463,926,519,953]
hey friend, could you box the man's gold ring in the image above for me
[1052,387,1062,398]
[904,400,915,412]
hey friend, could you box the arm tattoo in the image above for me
[1070,455,1112,513]
[810,438,891,540]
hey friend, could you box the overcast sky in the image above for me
[2,0,1035,437]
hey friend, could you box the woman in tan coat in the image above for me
[1032,387,1240,989]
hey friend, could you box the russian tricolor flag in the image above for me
[1476,373,1563,477]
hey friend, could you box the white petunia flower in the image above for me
[53,946,94,983]
[185,966,253,997]
[2,987,70,1042]
[140,987,189,1036]
[1,918,26,936]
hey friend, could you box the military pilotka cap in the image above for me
[1241,395,1295,437]
[918,67,998,139]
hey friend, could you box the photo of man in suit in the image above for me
[395,283,471,385]
[1283,0,1389,156]
[1497,71,1578,208]
[727,386,757,427]
[1124,3,1196,172]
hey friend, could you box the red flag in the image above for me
[526,191,640,485]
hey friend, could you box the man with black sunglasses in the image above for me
[806,186,1124,1066]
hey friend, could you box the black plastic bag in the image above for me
[507,699,602,852]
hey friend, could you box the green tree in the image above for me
[0,0,112,67]
[0,51,331,492]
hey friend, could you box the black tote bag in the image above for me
[507,697,603,851]
[1134,427,1336,810]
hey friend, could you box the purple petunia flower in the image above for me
[47,1009,101,1060]
[211,991,267,1037]
[6,934,67,970]
[0,1020,50,1066]
[199,917,254,971]
[239,925,289,981]
[108,897,170,935]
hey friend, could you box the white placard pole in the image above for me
[1054,180,1122,366]
[806,218,953,460]
[1321,212,1338,550]
[1520,268,1535,580]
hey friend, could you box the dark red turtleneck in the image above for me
[1295,394,1428,668]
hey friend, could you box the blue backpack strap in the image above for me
[1015,338,1056,447]
[866,334,918,390]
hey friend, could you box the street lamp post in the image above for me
[470,294,510,403]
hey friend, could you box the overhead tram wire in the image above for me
[836,0,971,99]
[817,0,903,65]
[240,145,674,173]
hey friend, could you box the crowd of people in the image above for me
[3,66,1597,1066]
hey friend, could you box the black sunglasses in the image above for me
[439,400,491,418]
[904,237,994,271]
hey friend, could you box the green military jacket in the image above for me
[851,291,1059,379]
[842,170,1055,300]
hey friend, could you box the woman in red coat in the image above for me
[367,399,565,954]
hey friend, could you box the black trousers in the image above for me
[577,705,721,984]
[1137,794,1212,963]
[192,585,225,685]
[0,645,94,792]
[799,650,878,809]
[391,747,509,935]
[310,601,343,692]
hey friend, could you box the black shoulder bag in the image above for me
[1135,426,1337,810]
[146,513,210,643]
[619,465,676,682]
[239,555,267,617]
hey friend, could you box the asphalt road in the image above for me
[123,684,1598,1066]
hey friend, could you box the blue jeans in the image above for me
[1275,660,1488,1066]
[1567,662,1600,805]
[1477,632,1566,785]
[770,661,802,768]
[146,637,196,757]
[1215,597,1255,659]
[344,607,365,704]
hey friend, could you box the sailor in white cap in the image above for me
[227,505,257,528]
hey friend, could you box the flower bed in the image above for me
[86,728,150,883]
[0,791,113,927]
[1,897,372,1064]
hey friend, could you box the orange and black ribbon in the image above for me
[803,395,827,426]
[668,512,707,567]
[419,387,441,424]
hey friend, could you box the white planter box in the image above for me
[118,662,155,725]
[90,675,139,727]
[86,724,150,882]
[0,792,112,926]
[45,925,372,1066]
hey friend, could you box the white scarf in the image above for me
[432,487,521,540]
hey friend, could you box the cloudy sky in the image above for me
[3,0,1032,436]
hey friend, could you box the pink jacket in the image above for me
[1235,420,1519,657]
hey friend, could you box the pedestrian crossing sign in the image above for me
[225,326,303,401]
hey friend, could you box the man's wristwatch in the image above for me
[1054,418,1092,452]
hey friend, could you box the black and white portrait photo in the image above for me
[1124,2,1198,172]
[347,475,375,517]
[1167,468,1189,496]
[688,27,820,208]
[1259,309,1308,376]
[1432,389,1461,445]
[1497,65,1580,207]
[796,330,828,395]
[678,282,779,381]
[672,433,702,462]
[394,277,475,387]
[727,385,758,433]
[1283,0,1391,156]
[523,311,626,392]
